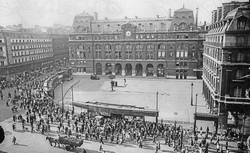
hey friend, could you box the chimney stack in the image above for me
[212,10,217,24]
[124,16,127,19]
[104,17,108,20]
[168,9,171,18]
[156,15,159,18]
[135,16,138,19]
[93,12,98,20]
[196,7,199,28]
[217,7,222,21]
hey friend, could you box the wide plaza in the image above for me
[0,75,241,153]
[54,75,213,130]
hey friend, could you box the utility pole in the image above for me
[191,82,194,106]
[193,93,198,135]
[71,86,74,102]
[61,82,64,115]
[156,92,159,124]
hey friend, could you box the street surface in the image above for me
[0,75,242,153]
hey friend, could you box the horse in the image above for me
[46,136,58,147]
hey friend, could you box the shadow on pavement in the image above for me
[0,150,8,153]
[103,143,116,146]
[15,143,28,147]
[161,150,175,153]
[142,145,154,150]
[14,129,25,133]
[122,144,136,148]
[73,148,115,153]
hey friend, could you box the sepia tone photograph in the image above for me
[0,0,250,152]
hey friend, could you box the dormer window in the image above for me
[237,16,247,30]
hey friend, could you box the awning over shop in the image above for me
[72,101,159,117]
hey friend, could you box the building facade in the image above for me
[69,7,206,79]
[51,34,69,69]
[0,30,54,80]
[203,1,250,132]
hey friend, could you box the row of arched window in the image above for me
[74,44,195,51]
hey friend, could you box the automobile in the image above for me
[90,74,100,80]
[65,76,73,81]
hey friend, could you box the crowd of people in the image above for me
[0,69,242,153]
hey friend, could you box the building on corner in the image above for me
[203,1,250,132]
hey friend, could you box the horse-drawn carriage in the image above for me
[46,136,83,151]
[58,136,83,151]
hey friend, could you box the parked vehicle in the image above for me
[90,74,100,80]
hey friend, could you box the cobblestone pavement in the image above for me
[0,75,245,153]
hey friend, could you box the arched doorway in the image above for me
[105,63,112,75]
[146,64,154,76]
[115,63,122,75]
[135,64,143,76]
[125,63,132,76]
[96,63,102,75]
[157,64,165,77]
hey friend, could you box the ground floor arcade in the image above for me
[0,58,54,81]
[70,59,199,79]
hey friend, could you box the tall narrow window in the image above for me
[236,69,243,79]
[237,36,245,47]
[234,86,242,97]
[236,52,244,62]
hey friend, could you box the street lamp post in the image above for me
[180,125,183,150]
[193,94,198,135]
[191,82,194,106]
[241,114,246,143]
[61,82,64,115]
[156,92,159,125]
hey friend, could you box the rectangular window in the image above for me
[176,62,179,66]
[158,52,161,57]
[162,52,165,57]
[176,52,179,58]
[184,62,187,66]
[184,52,188,58]
[180,62,183,66]
[180,52,183,57]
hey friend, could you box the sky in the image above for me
[0,0,247,28]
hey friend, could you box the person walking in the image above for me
[100,136,104,144]
[12,136,17,145]
[139,139,143,148]
[155,142,159,153]
[124,79,126,86]
[99,144,103,151]
[1,94,3,100]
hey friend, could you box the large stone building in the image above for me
[69,7,207,79]
[0,30,54,80]
[0,28,70,81]
[203,1,250,132]
[51,34,69,69]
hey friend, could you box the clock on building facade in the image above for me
[121,23,136,38]
[125,31,132,37]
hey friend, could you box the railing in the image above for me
[225,96,250,103]
[204,41,223,47]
